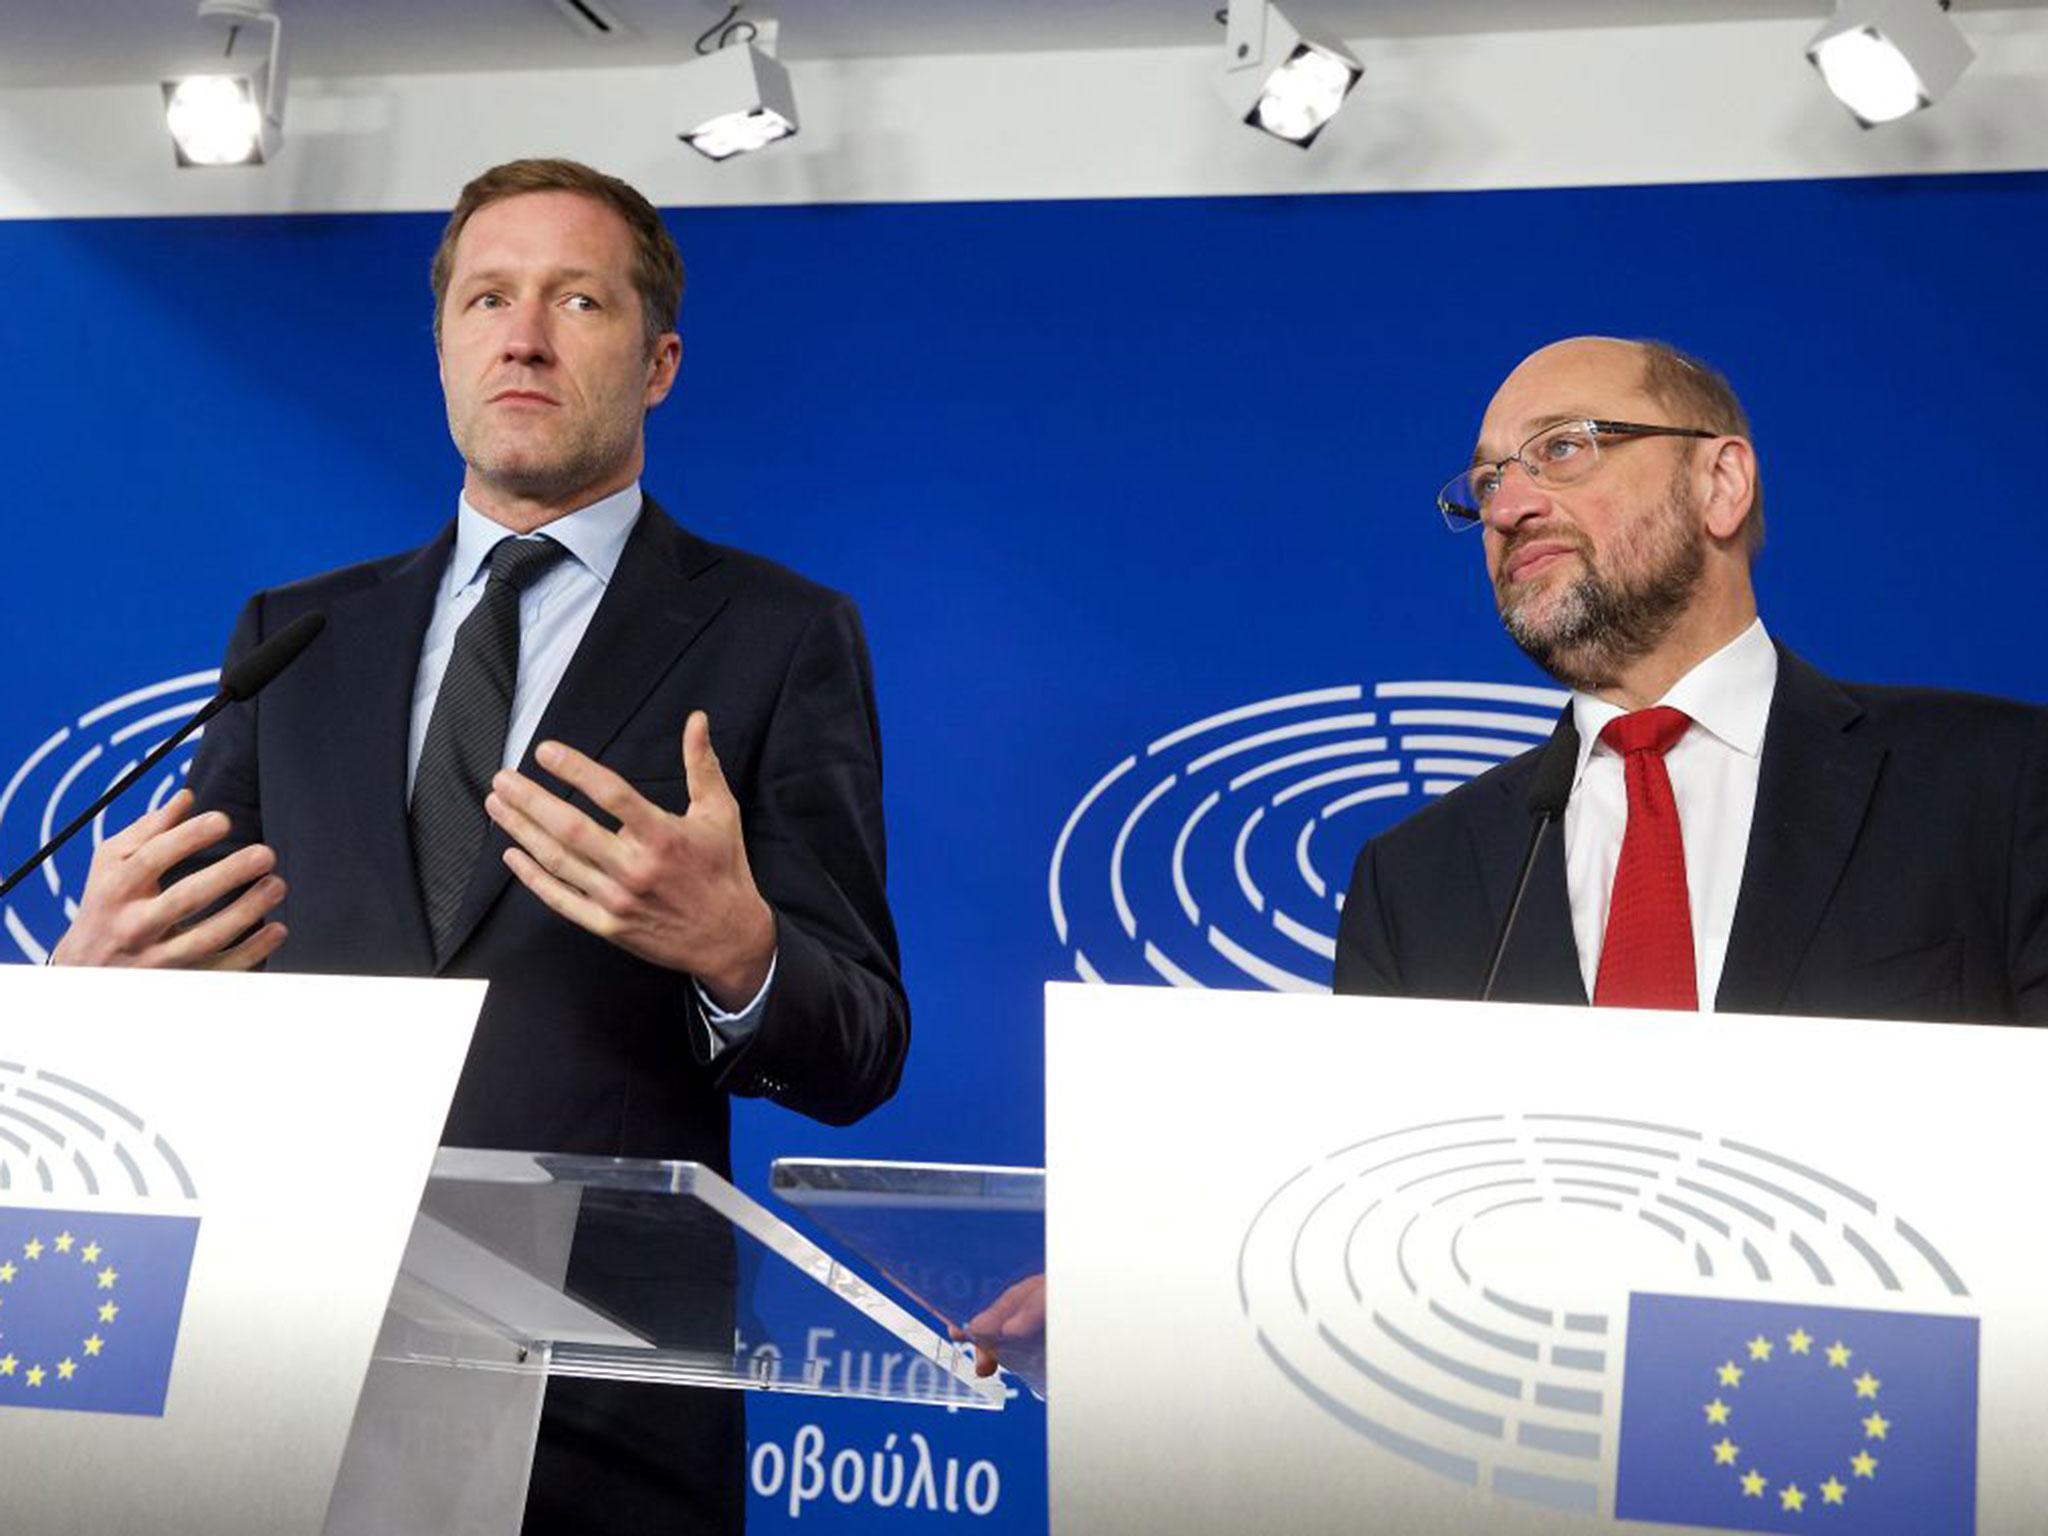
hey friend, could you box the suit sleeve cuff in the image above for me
[694,949,777,1057]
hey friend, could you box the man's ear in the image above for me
[1701,436,1757,544]
[645,332,682,408]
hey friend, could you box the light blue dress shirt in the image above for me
[407,483,771,1042]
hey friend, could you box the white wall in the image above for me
[2,8,2046,219]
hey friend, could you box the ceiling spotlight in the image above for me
[162,0,286,166]
[1806,0,1974,127]
[1217,0,1363,148]
[675,5,798,162]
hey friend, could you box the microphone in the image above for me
[221,611,326,700]
[0,612,325,900]
[1477,711,1579,1002]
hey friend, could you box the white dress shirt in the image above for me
[407,484,772,1039]
[1563,619,1778,1010]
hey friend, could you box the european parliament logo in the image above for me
[0,669,218,962]
[0,1062,204,1419]
[1050,679,1566,992]
[1615,1294,1977,1534]
[1236,1112,1981,1528]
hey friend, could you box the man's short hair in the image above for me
[429,158,685,356]
[1636,339,1765,556]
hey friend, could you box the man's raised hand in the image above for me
[49,789,287,970]
[486,710,776,1008]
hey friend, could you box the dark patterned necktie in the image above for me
[1592,706,1698,1011]
[410,535,568,961]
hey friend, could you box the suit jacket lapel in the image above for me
[435,498,730,965]
[322,527,449,973]
[1716,646,1885,1015]
[1469,715,1588,1006]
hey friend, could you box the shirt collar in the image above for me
[450,481,643,590]
[1570,617,1777,779]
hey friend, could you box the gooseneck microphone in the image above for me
[0,612,326,901]
[1478,712,1579,1002]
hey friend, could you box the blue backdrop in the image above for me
[3,169,2044,1531]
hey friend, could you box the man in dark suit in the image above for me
[1336,336,2048,1025]
[52,159,908,1531]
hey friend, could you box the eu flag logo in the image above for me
[1615,1293,1977,1534]
[0,1206,201,1418]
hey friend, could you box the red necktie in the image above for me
[1593,707,1698,1010]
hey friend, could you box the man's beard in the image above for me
[449,387,643,510]
[1495,471,1704,692]
[467,431,631,505]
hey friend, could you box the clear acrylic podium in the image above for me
[771,1159,1048,1397]
[324,1148,1005,1536]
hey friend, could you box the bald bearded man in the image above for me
[1334,337,2048,1026]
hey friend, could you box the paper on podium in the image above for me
[394,1212,648,1349]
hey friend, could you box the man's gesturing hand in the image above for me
[49,789,288,970]
[486,711,777,1009]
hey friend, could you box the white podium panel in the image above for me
[1047,984,2048,1536]
[0,967,482,1536]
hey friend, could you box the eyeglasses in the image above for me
[1437,419,1719,532]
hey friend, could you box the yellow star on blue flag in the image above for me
[1615,1293,1977,1535]
[0,1206,199,1419]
